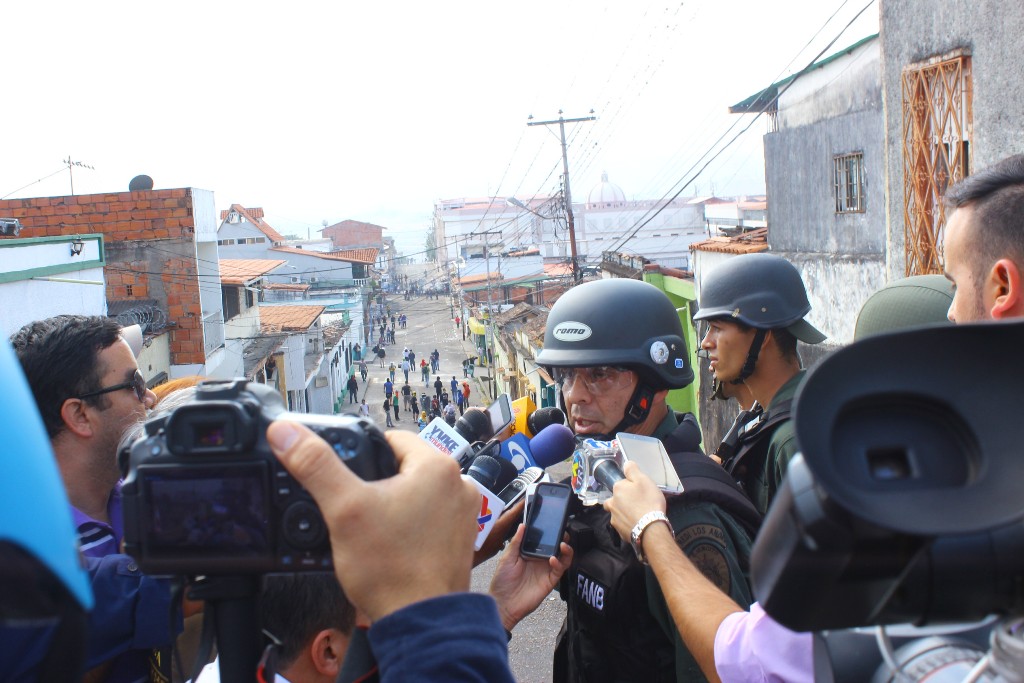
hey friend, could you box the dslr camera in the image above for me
[121,379,396,575]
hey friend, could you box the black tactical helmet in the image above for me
[537,278,693,390]
[693,253,825,344]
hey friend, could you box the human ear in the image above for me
[988,258,1022,319]
[60,398,96,438]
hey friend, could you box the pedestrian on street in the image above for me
[455,315,461,328]
[383,378,394,402]
[346,374,359,403]
[450,376,458,396]
[402,382,412,411]
[420,393,431,416]
[392,393,400,422]
[418,411,428,430]
[440,390,449,409]
[383,396,394,428]
[461,381,471,408]
[359,399,369,417]
[401,359,410,383]
[430,396,440,419]
[455,388,465,415]
[410,389,418,413]
[377,346,386,368]
[359,358,368,382]
[434,375,443,399]
[421,359,430,385]
[431,349,440,373]
[388,362,397,383]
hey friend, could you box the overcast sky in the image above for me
[5,0,877,258]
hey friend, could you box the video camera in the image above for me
[752,320,1024,630]
[120,379,397,576]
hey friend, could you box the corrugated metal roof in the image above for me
[219,259,287,285]
[260,304,326,332]
[730,34,879,114]
[264,283,311,291]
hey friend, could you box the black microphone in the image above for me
[466,454,518,494]
[467,455,502,490]
[455,409,493,443]
[526,407,566,436]
[593,459,625,490]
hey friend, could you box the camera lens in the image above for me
[282,501,327,550]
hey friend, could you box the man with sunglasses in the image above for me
[11,314,187,683]
[535,279,758,683]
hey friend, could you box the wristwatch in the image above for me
[630,511,673,565]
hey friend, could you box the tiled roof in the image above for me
[221,204,287,243]
[264,283,311,291]
[690,227,769,254]
[260,305,326,333]
[219,259,286,285]
[269,245,379,264]
[459,271,503,286]
[329,247,379,264]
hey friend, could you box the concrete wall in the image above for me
[880,0,1024,279]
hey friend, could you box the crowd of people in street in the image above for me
[9,156,1024,683]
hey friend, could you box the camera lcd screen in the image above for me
[141,465,270,558]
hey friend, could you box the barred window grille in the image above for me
[902,52,972,275]
[834,153,865,213]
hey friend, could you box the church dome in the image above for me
[587,172,627,208]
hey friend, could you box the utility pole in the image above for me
[527,110,595,282]
[477,230,502,399]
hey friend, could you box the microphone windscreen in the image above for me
[527,407,566,436]
[467,455,502,490]
[455,409,492,443]
[530,424,576,468]
[491,453,519,493]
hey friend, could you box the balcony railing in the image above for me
[203,310,225,356]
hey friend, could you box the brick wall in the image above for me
[0,189,206,366]
[324,221,384,248]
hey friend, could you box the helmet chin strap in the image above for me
[730,328,767,385]
[601,381,657,440]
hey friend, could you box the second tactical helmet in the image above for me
[537,278,694,390]
[693,253,825,344]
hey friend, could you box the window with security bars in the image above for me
[834,153,864,213]
[902,52,972,275]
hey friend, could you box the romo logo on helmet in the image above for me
[553,322,592,342]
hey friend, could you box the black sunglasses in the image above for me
[77,369,147,403]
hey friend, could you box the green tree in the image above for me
[424,228,438,262]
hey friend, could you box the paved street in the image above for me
[337,290,566,681]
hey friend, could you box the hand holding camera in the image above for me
[269,424,480,622]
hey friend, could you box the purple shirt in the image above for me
[714,602,813,683]
[71,483,124,558]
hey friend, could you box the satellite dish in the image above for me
[129,175,154,192]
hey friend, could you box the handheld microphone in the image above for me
[466,452,518,494]
[500,423,575,472]
[526,407,566,436]
[511,396,536,436]
[419,408,494,464]
[570,438,625,506]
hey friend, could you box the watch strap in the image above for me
[630,510,673,565]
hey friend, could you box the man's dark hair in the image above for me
[260,574,355,668]
[9,315,124,438]
[944,154,1024,273]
